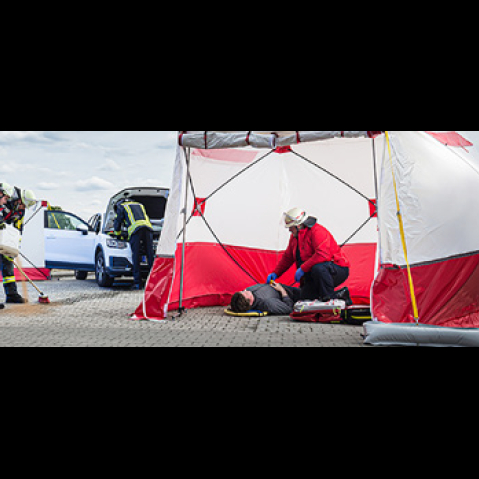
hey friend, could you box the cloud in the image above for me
[75,176,115,191]
[0,131,62,145]
[134,178,165,187]
[156,131,178,149]
[37,182,60,190]
[96,158,121,171]
[0,164,14,174]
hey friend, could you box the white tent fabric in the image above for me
[161,139,380,255]
[378,131,479,266]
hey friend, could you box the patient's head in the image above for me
[230,290,254,313]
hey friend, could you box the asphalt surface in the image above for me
[0,275,367,347]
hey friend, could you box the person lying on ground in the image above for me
[229,282,301,316]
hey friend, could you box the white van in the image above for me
[31,187,169,287]
[86,187,169,286]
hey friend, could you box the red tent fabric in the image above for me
[425,131,473,149]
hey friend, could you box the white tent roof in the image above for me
[179,131,381,149]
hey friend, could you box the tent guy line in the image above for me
[176,145,377,246]
[175,148,275,241]
[289,149,377,208]
[340,216,375,248]
[176,144,379,289]
[187,170,262,285]
[200,149,276,207]
[289,147,379,248]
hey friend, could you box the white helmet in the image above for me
[284,208,307,228]
[0,182,14,198]
[21,189,37,208]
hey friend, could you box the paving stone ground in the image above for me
[0,276,367,347]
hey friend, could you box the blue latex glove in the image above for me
[266,273,278,284]
[295,268,305,283]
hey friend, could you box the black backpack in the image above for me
[342,306,372,326]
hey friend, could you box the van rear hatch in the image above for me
[104,187,170,236]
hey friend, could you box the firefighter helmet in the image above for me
[21,190,37,208]
[284,208,307,228]
[0,182,14,198]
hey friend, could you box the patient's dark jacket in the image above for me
[247,284,300,316]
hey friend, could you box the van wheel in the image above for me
[75,271,88,280]
[95,251,114,287]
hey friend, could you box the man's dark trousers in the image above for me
[300,262,350,301]
[129,227,155,286]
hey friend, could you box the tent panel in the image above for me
[135,242,377,320]
[372,252,479,328]
[181,139,379,252]
[135,255,176,321]
[157,147,185,257]
[379,131,479,266]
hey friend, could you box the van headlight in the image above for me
[106,238,128,249]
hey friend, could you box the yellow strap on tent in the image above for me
[385,131,420,324]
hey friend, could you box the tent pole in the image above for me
[372,137,379,207]
[385,132,420,325]
[178,146,191,316]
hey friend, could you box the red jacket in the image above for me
[274,218,350,277]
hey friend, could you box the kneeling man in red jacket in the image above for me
[267,208,350,302]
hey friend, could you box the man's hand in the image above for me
[270,281,287,298]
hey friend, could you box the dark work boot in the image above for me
[6,293,28,304]
[334,287,353,307]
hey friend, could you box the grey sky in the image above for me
[0,131,177,219]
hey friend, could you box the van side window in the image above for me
[46,211,89,231]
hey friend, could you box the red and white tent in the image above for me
[135,131,479,328]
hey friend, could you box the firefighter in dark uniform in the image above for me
[0,187,37,303]
[112,198,155,290]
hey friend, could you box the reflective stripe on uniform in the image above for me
[3,276,15,284]
[123,202,152,239]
